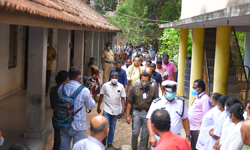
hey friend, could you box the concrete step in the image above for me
[206,51,215,59]
[208,67,236,76]
[208,75,238,84]
[204,37,216,44]
[204,44,216,52]
[207,58,234,67]
[209,83,239,93]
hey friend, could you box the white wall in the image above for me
[0,23,24,96]
[181,0,250,19]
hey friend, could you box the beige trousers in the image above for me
[103,62,113,84]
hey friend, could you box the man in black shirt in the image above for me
[50,70,69,150]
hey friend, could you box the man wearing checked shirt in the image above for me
[58,66,96,150]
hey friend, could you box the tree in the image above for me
[107,0,181,45]
[159,28,193,68]
[93,0,118,15]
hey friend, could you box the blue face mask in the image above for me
[150,48,153,50]
[217,105,220,111]
[0,137,4,146]
[191,89,198,95]
[165,92,176,100]
[209,101,212,107]
[224,106,229,116]
[229,118,232,123]
[138,52,141,54]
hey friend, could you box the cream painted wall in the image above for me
[0,23,24,96]
[181,0,250,19]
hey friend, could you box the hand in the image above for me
[90,82,97,91]
[0,131,2,139]
[200,121,202,126]
[97,107,102,114]
[209,128,214,136]
[185,137,190,142]
[149,135,157,147]
[196,130,200,137]
[162,90,166,96]
[125,88,127,93]
[102,66,105,71]
[128,79,132,82]
[126,116,131,124]
[121,109,125,116]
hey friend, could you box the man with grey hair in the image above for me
[73,115,109,150]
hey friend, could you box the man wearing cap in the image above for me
[97,72,126,148]
[101,43,115,84]
[146,80,190,148]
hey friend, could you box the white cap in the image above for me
[161,71,169,78]
[162,80,177,92]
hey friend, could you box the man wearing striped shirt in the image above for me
[58,66,96,150]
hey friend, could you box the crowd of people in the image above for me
[3,42,250,150]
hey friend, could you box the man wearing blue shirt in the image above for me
[150,63,165,96]
[109,60,128,92]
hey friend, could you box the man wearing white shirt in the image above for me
[73,115,108,150]
[146,80,190,147]
[122,58,132,72]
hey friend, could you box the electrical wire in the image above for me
[83,0,172,23]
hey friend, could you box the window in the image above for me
[9,25,18,68]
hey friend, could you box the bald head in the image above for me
[145,68,152,75]
[241,120,250,146]
[90,115,108,135]
[145,54,150,60]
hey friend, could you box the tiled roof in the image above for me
[0,0,119,31]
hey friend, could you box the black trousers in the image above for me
[190,130,198,150]
[46,70,52,94]
[52,119,61,150]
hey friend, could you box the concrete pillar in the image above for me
[24,27,48,138]
[74,30,85,76]
[57,29,71,72]
[244,32,250,98]
[93,32,100,66]
[52,28,58,74]
[177,29,188,96]
[99,32,104,69]
[189,28,205,106]
[84,31,94,76]
[213,26,231,95]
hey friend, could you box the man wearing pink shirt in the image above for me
[188,79,211,150]
[162,54,177,81]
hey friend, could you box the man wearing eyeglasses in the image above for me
[146,80,190,148]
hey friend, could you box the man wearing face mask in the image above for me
[146,80,190,148]
[126,72,158,150]
[148,45,156,61]
[97,72,126,148]
[57,66,96,150]
[188,79,210,150]
[131,47,141,62]
[101,43,114,84]
[122,58,132,71]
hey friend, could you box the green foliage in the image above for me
[107,0,181,45]
[158,28,193,68]
[93,0,118,14]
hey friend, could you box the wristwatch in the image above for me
[186,135,191,138]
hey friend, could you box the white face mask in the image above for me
[111,78,118,84]
[107,47,110,50]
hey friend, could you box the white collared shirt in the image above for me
[100,81,126,115]
[220,121,244,150]
[219,116,235,145]
[73,136,105,150]
[196,106,221,150]
[146,96,189,135]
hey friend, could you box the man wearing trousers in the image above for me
[126,72,158,150]
[101,43,114,84]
